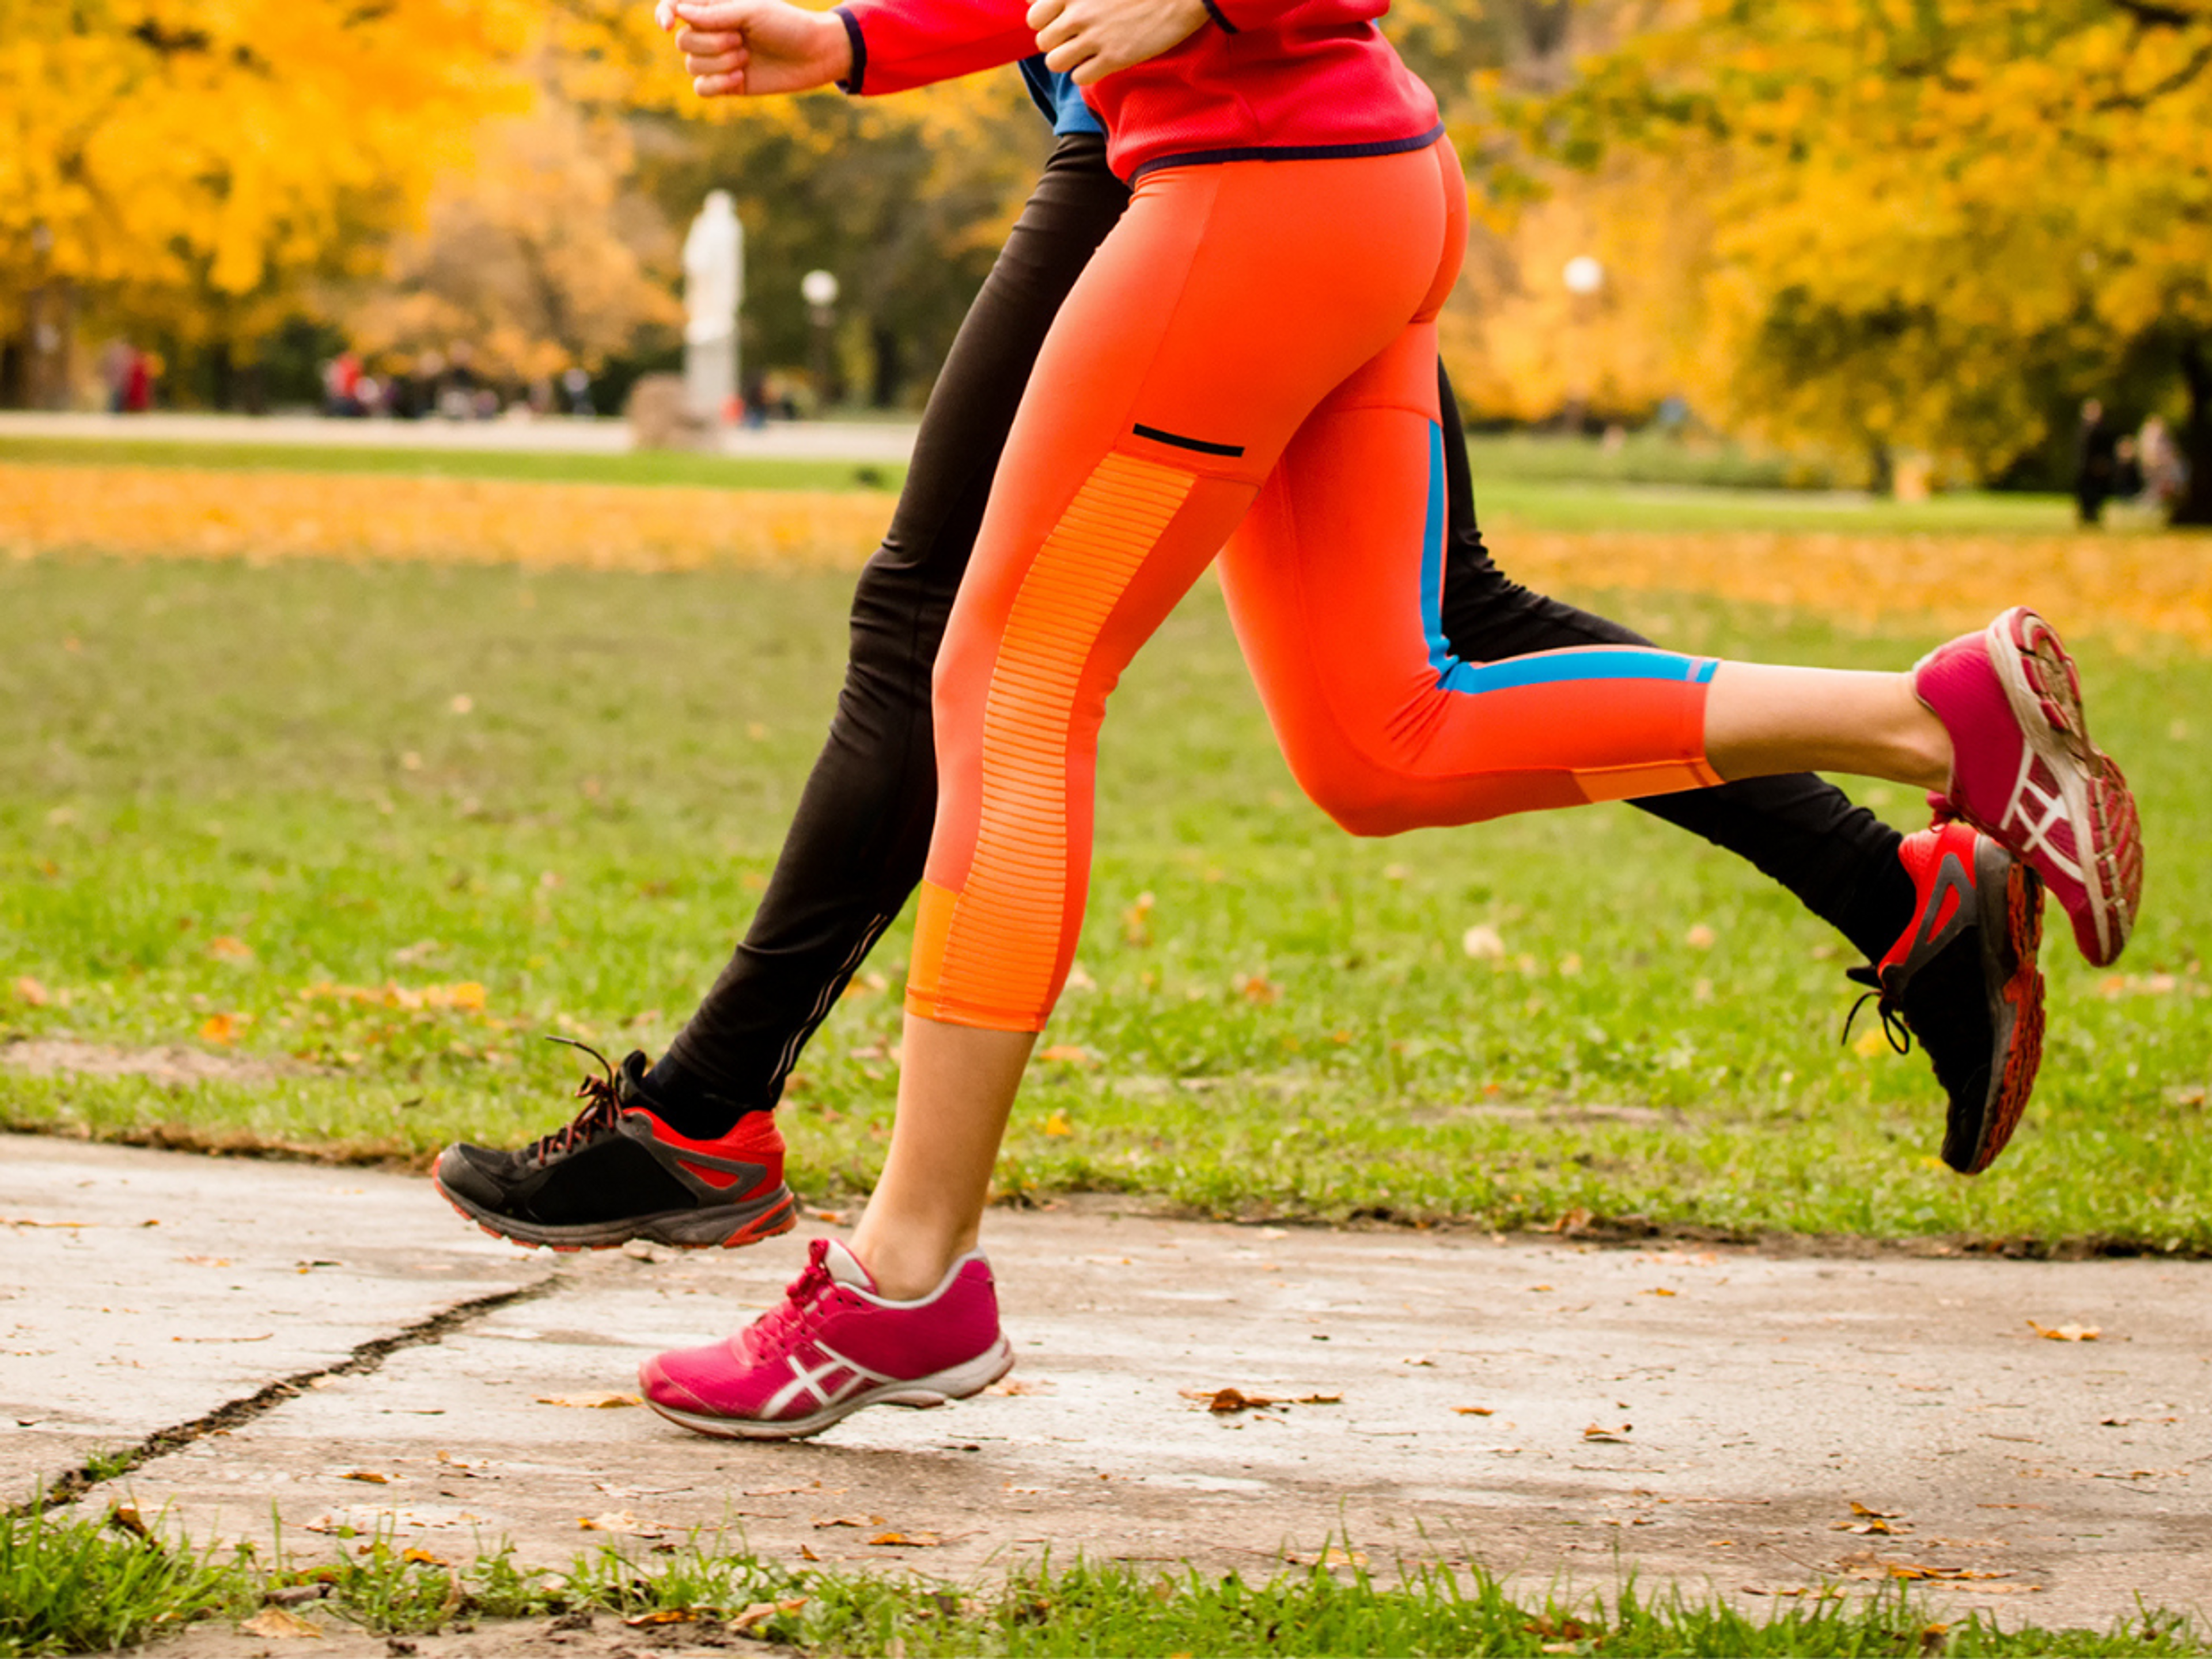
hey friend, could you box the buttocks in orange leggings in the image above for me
[907,139,1724,1032]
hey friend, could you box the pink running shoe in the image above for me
[639,1238,1014,1440]
[1913,607,2143,967]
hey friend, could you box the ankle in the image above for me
[847,1225,966,1301]
[1893,673,1955,791]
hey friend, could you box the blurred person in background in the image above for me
[2074,397,2120,526]
[2139,416,2188,516]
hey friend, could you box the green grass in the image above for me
[2,553,2207,1249]
[5,1505,2203,1657]
[0,1502,242,1656]
[0,434,905,494]
[5,431,2163,533]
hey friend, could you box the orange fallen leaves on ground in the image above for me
[2027,1321,2101,1342]
[10,463,2209,648]
[301,980,487,1013]
[1,465,890,574]
[535,1392,640,1409]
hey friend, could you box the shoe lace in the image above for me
[749,1240,838,1350]
[1841,967,1914,1057]
[524,1036,626,1164]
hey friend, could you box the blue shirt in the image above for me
[1018,58,1105,135]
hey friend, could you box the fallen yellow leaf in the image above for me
[241,1606,324,1639]
[535,1392,640,1409]
[2027,1321,2101,1342]
[730,1598,808,1632]
[578,1511,646,1533]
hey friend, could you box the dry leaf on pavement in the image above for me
[1180,1387,1279,1414]
[535,1392,641,1408]
[241,1607,325,1638]
[731,1599,809,1632]
[1454,1406,1496,1416]
[2027,1321,2101,1342]
[869,1531,942,1548]
[1582,1423,1633,1442]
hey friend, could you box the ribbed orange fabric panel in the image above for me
[916,452,1195,1029]
[1573,757,1725,805]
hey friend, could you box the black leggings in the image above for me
[658,132,1903,1115]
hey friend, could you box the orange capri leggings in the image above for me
[908,139,1725,1032]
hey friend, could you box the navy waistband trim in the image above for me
[1134,423,1245,457]
[1126,123,1446,183]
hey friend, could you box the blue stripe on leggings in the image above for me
[1418,420,1719,694]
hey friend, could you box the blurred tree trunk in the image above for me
[2177,338,2212,527]
[0,332,25,408]
[24,282,77,409]
[869,323,903,410]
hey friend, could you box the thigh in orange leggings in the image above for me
[909,140,1718,1035]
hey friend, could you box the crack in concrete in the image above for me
[6,1274,561,1519]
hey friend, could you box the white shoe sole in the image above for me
[1980,607,2137,965]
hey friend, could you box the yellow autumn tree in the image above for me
[1432,1,1717,427]
[344,98,684,383]
[0,0,533,392]
[1547,0,2212,517]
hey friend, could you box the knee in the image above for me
[1291,765,1419,839]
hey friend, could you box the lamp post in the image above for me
[1561,255,1604,432]
[801,268,839,414]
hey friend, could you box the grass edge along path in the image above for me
[2,1503,2205,1658]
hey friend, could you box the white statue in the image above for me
[683,190,744,422]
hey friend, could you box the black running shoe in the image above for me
[433,1044,797,1251]
[1847,821,2047,1175]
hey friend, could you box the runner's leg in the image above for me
[646,134,1129,1132]
[1427,368,1915,962]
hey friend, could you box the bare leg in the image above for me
[1705,664,1951,791]
[847,1016,1035,1298]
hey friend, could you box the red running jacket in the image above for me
[833,0,1441,181]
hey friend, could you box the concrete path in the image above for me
[0,411,921,464]
[5,1132,2209,1642]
